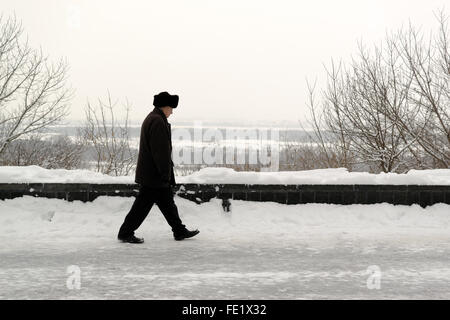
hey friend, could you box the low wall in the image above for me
[0,183,449,208]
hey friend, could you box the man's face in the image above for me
[160,106,173,118]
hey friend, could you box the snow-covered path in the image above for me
[0,196,449,299]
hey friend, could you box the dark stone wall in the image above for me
[0,183,448,208]
[0,183,139,202]
[175,184,450,208]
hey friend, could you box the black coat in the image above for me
[135,107,176,187]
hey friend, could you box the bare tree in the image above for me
[304,10,450,172]
[78,92,136,176]
[390,9,450,167]
[0,14,72,157]
[301,78,356,170]
[0,133,85,169]
[340,41,415,172]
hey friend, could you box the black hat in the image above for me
[153,91,179,108]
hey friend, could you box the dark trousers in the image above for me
[118,186,185,237]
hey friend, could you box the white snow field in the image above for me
[0,194,449,299]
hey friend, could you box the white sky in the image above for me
[1,0,448,125]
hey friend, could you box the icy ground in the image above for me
[0,195,449,299]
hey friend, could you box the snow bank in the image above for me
[0,165,449,185]
[0,165,134,184]
[0,196,449,246]
[177,167,450,185]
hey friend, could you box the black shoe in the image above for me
[174,229,200,241]
[118,235,144,244]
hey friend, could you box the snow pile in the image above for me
[0,196,449,247]
[0,165,134,184]
[177,167,450,185]
[0,165,449,185]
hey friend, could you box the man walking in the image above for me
[118,92,199,243]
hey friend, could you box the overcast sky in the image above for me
[1,0,448,125]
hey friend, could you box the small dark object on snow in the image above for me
[118,235,144,244]
[222,199,231,212]
[174,229,200,241]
